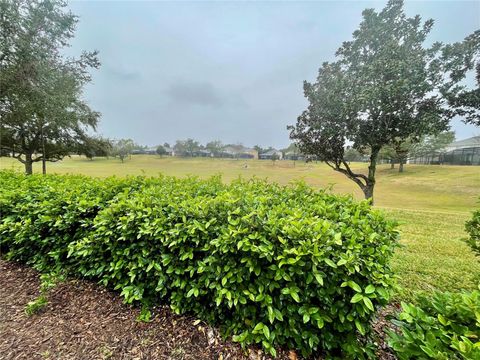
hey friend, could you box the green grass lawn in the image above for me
[1,155,479,301]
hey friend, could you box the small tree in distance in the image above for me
[156,145,167,157]
[271,152,279,165]
[112,139,134,162]
[206,140,224,157]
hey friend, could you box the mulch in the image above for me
[0,260,397,360]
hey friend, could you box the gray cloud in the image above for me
[105,66,141,82]
[165,82,223,108]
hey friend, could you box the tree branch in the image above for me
[325,160,367,190]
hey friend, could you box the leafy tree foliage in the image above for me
[111,139,134,162]
[0,0,100,174]
[289,0,475,201]
[76,136,112,160]
[174,138,200,156]
[344,148,366,163]
[442,31,480,126]
[205,140,224,156]
[156,145,167,157]
[382,131,455,172]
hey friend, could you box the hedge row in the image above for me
[465,206,480,256]
[0,171,399,358]
[388,290,480,359]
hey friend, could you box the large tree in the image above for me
[0,0,100,174]
[289,0,474,202]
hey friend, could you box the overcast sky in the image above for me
[67,0,480,148]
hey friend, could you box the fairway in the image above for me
[1,155,479,300]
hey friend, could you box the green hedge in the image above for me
[465,206,480,256]
[0,171,399,358]
[387,290,480,359]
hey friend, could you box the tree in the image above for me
[379,146,397,169]
[205,140,224,157]
[174,138,200,157]
[344,147,366,163]
[391,139,416,173]
[409,131,456,165]
[270,152,279,165]
[380,131,455,172]
[76,136,112,160]
[156,145,166,157]
[253,145,265,154]
[111,139,134,162]
[0,0,100,175]
[289,0,469,202]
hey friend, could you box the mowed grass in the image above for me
[1,155,479,301]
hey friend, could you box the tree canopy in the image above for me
[174,138,201,157]
[289,0,478,201]
[111,139,135,162]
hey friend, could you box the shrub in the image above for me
[465,207,480,256]
[0,171,399,358]
[387,290,480,359]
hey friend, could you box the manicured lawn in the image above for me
[1,155,479,301]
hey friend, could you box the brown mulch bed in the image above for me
[0,259,397,360]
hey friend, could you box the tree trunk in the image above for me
[25,153,33,175]
[390,161,395,169]
[365,147,380,204]
[42,158,46,175]
[399,162,404,173]
[362,182,375,202]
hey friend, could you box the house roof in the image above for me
[447,136,480,150]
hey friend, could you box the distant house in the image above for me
[441,136,480,165]
[192,149,212,157]
[146,147,157,155]
[410,136,480,165]
[284,151,304,161]
[131,147,156,155]
[164,147,174,156]
[220,146,258,159]
[259,149,283,160]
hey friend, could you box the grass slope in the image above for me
[1,155,479,301]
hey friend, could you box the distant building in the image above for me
[220,146,258,159]
[131,147,156,155]
[192,149,212,157]
[259,149,283,160]
[283,151,304,161]
[441,136,480,165]
[164,147,174,156]
[410,136,480,165]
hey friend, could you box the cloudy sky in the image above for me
[67,0,480,148]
